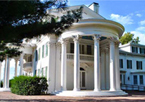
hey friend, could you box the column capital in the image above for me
[72,35,80,42]
[93,34,101,41]
[60,39,68,45]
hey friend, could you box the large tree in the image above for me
[0,0,83,61]
[119,32,140,45]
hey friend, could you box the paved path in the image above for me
[0,91,145,102]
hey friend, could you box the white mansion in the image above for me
[0,2,145,96]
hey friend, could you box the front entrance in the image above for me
[80,68,86,89]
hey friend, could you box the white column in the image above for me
[15,59,18,77]
[3,56,10,88]
[115,42,121,90]
[61,39,67,91]
[73,36,80,91]
[32,51,36,76]
[47,43,51,81]
[20,53,24,75]
[94,35,100,91]
[109,40,116,91]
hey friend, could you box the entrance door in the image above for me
[80,68,86,89]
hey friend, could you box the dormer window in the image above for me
[132,46,138,53]
[140,48,145,54]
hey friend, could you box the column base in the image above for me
[0,88,10,92]
[73,88,80,91]
[110,88,116,91]
[94,89,100,92]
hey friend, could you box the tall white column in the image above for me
[15,59,18,77]
[73,36,80,91]
[20,53,24,75]
[61,39,67,91]
[94,35,100,91]
[109,40,116,91]
[115,42,121,90]
[3,56,10,88]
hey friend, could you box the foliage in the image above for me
[0,41,21,61]
[11,76,48,95]
[119,32,140,45]
[0,0,83,61]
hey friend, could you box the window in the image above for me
[134,75,138,85]
[127,60,132,69]
[70,43,74,53]
[35,50,38,61]
[120,59,123,68]
[45,67,47,78]
[38,48,41,60]
[38,69,40,76]
[42,45,44,58]
[140,48,145,54]
[132,47,138,53]
[42,68,44,77]
[79,45,85,54]
[140,75,143,85]
[87,45,92,55]
[136,61,142,70]
[46,44,48,56]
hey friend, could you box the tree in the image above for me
[119,32,140,45]
[0,0,83,61]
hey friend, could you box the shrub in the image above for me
[11,76,48,95]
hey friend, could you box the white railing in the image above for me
[67,53,94,61]
[23,62,32,69]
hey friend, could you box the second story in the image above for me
[119,42,145,55]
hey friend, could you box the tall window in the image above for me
[87,45,92,55]
[42,68,44,77]
[46,44,48,56]
[42,45,44,58]
[133,75,138,85]
[136,61,142,70]
[70,43,74,53]
[120,59,123,68]
[35,50,38,61]
[140,75,143,85]
[45,67,47,78]
[79,45,85,54]
[132,47,138,53]
[127,60,132,69]
[38,48,41,60]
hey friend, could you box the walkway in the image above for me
[0,91,145,102]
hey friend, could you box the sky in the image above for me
[1,0,145,81]
[68,0,145,44]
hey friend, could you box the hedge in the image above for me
[11,76,48,95]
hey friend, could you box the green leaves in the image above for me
[119,32,140,45]
[11,76,48,95]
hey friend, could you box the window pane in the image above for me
[134,75,138,85]
[140,75,143,85]
[87,45,92,55]
[46,44,48,56]
[42,45,44,58]
[70,43,74,53]
[120,59,123,68]
[82,45,85,54]
[82,72,85,87]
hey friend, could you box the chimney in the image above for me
[88,2,99,14]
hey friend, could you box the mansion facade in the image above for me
[1,2,144,96]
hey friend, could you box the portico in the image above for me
[56,18,127,96]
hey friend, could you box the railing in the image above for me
[23,62,32,69]
[121,84,145,91]
[67,53,94,61]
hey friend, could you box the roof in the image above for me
[119,41,145,48]
[119,50,145,57]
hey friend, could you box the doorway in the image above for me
[80,68,86,89]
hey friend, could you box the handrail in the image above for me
[23,62,32,68]
[67,53,94,61]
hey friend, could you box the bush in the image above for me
[11,76,48,95]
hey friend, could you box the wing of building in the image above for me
[1,2,139,96]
